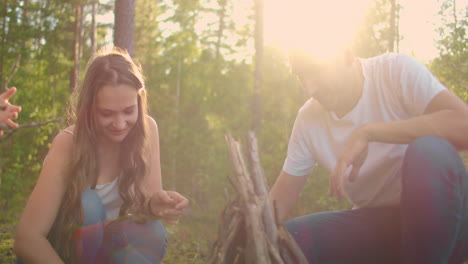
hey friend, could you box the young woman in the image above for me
[14,49,189,264]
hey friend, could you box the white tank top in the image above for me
[95,177,123,220]
[63,129,123,220]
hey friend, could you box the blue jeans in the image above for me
[77,189,167,264]
[18,189,167,264]
[286,137,468,264]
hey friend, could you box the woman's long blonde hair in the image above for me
[48,48,150,262]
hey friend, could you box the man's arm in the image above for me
[361,90,468,149]
[330,89,468,198]
[269,170,308,223]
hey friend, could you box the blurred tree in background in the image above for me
[353,0,402,57]
[429,0,467,100]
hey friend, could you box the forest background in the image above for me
[0,0,467,263]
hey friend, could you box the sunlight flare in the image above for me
[265,0,371,59]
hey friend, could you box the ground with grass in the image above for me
[0,214,212,264]
[1,153,468,263]
[0,222,16,264]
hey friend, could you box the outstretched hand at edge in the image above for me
[149,190,190,224]
[0,87,22,138]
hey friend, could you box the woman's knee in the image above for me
[136,219,167,255]
[81,189,106,226]
[145,219,167,243]
[105,218,167,248]
[104,219,167,263]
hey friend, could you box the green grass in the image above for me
[164,214,213,263]
[0,211,215,264]
[0,222,16,264]
[2,153,467,263]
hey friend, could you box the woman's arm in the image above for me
[144,116,189,222]
[14,131,73,263]
[145,115,163,193]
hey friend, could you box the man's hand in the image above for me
[329,126,370,199]
[0,87,22,137]
[149,190,189,224]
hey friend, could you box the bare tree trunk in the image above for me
[114,0,135,56]
[452,0,460,55]
[171,55,182,190]
[2,55,20,91]
[215,0,228,61]
[389,0,395,52]
[0,0,29,192]
[70,3,84,93]
[1,0,27,90]
[395,1,400,52]
[91,0,98,54]
[252,0,263,132]
[0,0,8,85]
[453,0,458,28]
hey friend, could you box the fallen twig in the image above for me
[0,118,63,142]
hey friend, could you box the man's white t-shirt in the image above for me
[283,53,446,208]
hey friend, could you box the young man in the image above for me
[269,50,468,263]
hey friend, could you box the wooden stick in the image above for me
[247,131,278,246]
[210,133,308,264]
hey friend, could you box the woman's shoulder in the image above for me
[61,125,75,135]
[50,126,75,151]
[145,115,160,145]
[41,126,74,167]
[146,115,157,127]
[146,115,158,133]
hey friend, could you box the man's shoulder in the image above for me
[297,99,326,121]
[362,53,423,85]
[367,53,420,69]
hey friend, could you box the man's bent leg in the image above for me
[285,206,401,264]
[401,136,468,264]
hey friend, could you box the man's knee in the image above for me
[405,137,455,163]
[402,136,467,197]
[404,137,462,175]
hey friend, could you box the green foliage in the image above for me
[353,0,401,57]
[429,0,467,101]
[0,0,73,221]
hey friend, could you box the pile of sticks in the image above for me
[209,132,308,264]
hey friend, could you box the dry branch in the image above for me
[2,53,21,90]
[0,118,63,142]
[209,132,307,264]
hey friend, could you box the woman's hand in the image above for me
[329,125,370,199]
[149,190,189,224]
